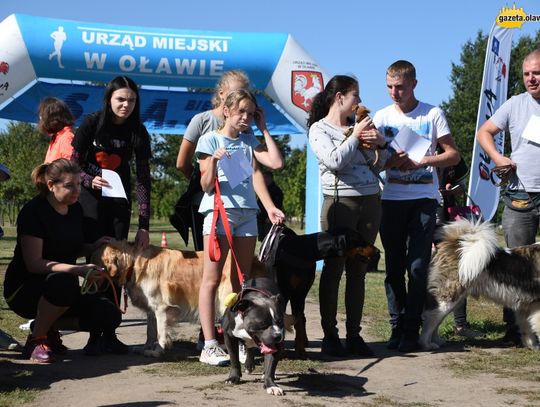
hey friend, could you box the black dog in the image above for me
[260,225,379,358]
[221,276,285,396]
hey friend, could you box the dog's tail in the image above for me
[439,219,499,285]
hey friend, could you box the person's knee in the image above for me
[42,273,79,307]
[80,297,122,332]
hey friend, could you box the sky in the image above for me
[1,0,540,146]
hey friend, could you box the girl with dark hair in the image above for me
[71,76,151,353]
[3,159,118,363]
[71,75,151,248]
[38,97,75,163]
[308,75,388,357]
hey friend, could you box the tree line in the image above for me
[0,122,307,224]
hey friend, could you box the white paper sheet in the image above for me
[522,115,540,144]
[101,169,127,199]
[390,126,432,163]
[219,149,253,189]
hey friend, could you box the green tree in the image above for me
[442,29,540,165]
[441,29,540,223]
[441,31,488,166]
[149,134,187,219]
[274,145,306,221]
[0,122,48,200]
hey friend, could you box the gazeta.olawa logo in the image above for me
[496,4,540,28]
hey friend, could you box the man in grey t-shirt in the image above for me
[476,48,540,346]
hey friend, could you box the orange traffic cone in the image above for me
[161,232,168,248]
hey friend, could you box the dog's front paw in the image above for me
[265,385,284,396]
[226,375,241,385]
[243,348,256,373]
[143,342,165,358]
[522,335,537,349]
[419,340,440,351]
[432,334,446,346]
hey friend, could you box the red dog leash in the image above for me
[208,177,245,287]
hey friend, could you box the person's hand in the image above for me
[351,116,373,136]
[493,155,516,169]
[212,148,230,162]
[254,107,267,132]
[91,176,110,191]
[78,264,106,280]
[386,150,409,169]
[135,229,150,251]
[268,207,285,225]
[359,128,385,149]
[398,156,422,171]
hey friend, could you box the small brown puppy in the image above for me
[344,105,373,150]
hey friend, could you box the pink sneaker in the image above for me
[30,343,55,363]
[23,335,55,363]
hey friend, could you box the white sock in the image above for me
[204,339,218,349]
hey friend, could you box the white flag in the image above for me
[467,24,513,221]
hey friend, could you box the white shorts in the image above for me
[203,208,258,237]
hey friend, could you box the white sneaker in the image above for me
[239,343,247,364]
[454,326,486,339]
[199,344,230,366]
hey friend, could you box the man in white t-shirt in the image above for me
[373,60,460,353]
[476,49,540,346]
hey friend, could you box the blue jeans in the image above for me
[380,198,437,336]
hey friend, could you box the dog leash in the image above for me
[80,269,128,314]
[209,176,245,287]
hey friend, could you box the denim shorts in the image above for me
[203,208,258,237]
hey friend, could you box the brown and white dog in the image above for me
[420,219,540,350]
[91,241,235,357]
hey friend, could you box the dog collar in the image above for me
[230,287,273,312]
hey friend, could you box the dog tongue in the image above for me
[259,342,277,354]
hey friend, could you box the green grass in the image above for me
[0,220,537,405]
[310,233,507,344]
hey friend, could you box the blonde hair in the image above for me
[31,158,80,196]
[386,60,416,82]
[211,70,250,109]
[223,89,257,116]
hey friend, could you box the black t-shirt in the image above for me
[4,195,85,295]
[72,112,152,196]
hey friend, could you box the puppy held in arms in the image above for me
[222,259,286,396]
[420,219,540,351]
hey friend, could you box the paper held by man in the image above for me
[390,126,431,163]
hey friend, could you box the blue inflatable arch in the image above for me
[0,14,324,233]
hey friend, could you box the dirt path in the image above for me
[1,300,537,407]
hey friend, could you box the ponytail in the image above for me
[306,75,359,128]
[31,158,80,196]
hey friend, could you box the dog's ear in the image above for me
[101,246,120,277]
[233,298,253,313]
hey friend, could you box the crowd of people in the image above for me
[2,48,539,365]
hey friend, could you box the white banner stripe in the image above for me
[467,24,513,221]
